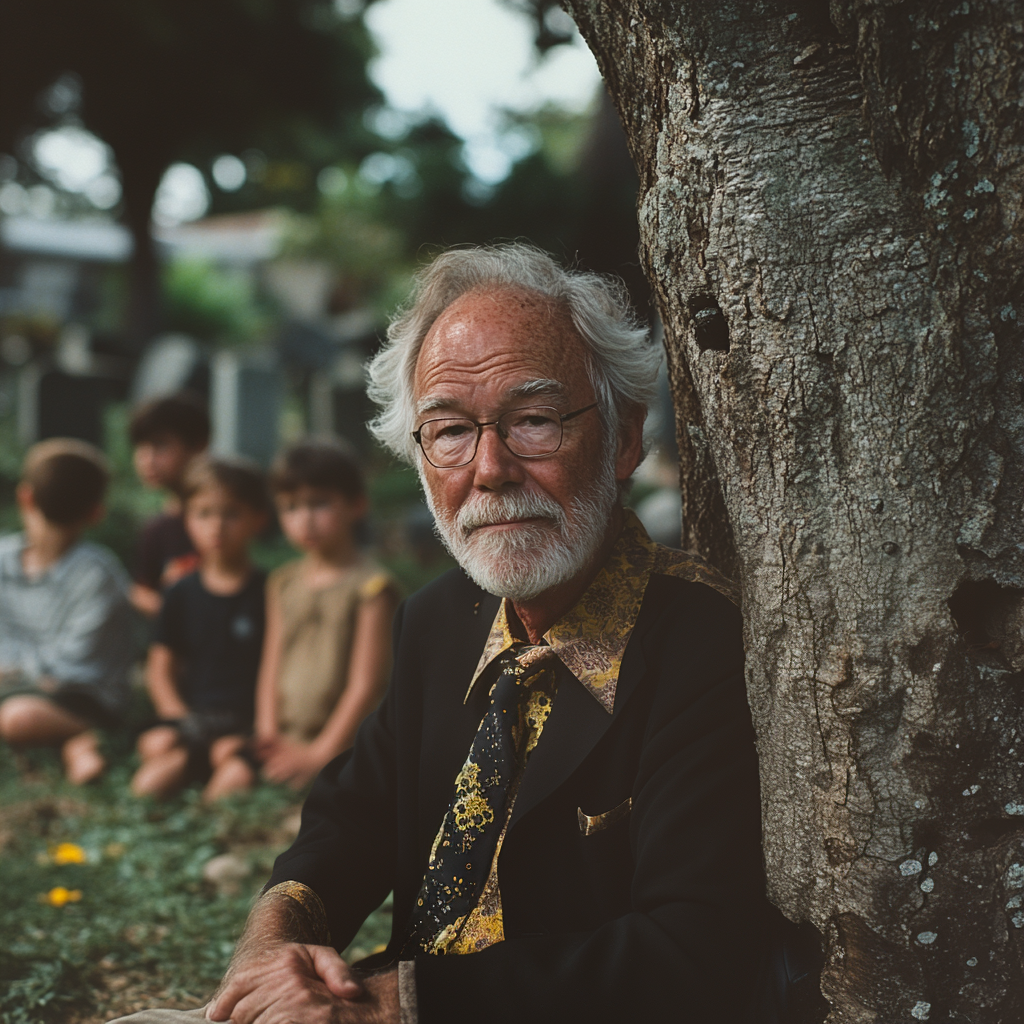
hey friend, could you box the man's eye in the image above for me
[435,423,472,439]
[510,412,556,428]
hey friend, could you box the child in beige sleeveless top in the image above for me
[254,440,397,789]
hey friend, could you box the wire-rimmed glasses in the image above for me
[412,402,599,469]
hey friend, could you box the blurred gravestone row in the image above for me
[0,210,378,466]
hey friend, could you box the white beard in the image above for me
[423,456,619,601]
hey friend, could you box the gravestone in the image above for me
[210,350,280,466]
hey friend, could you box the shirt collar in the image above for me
[466,510,738,714]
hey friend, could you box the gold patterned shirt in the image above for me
[467,508,738,712]
[447,509,737,954]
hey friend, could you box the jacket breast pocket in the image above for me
[577,797,631,837]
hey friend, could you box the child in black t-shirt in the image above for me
[128,393,210,618]
[130,456,269,802]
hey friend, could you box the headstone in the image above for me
[210,350,280,466]
[308,350,373,451]
[18,365,121,447]
[132,335,203,402]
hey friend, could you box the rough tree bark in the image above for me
[565,1,1024,1021]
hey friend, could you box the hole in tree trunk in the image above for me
[948,579,1024,665]
[688,296,730,352]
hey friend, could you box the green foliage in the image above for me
[163,259,271,345]
[0,957,85,1024]
[280,176,406,316]
[0,734,394,1024]
[286,98,643,317]
[366,461,423,517]
[0,742,287,1021]
[0,412,22,537]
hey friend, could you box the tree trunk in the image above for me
[119,157,165,352]
[565,1,1024,1021]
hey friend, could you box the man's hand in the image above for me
[350,970,401,1024]
[206,942,364,1023]
[204,879,400,1022]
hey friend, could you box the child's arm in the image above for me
[253,585,284,753]
[262,587,396,788]
[130,583,162,618]
[146,643,189,720]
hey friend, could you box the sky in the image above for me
[0,0,603,223]
[364,0,602,181]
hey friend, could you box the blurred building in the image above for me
[0,210,380,463]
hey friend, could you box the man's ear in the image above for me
[85,503,105,527]
[615,404,647,484]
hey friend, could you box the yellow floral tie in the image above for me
[402,643,556,955]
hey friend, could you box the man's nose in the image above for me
[472,423,525,491]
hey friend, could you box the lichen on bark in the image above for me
[566,1,1024,1020]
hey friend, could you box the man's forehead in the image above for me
[416,377,568,416]
[414,288,588,399]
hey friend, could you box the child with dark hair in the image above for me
[128,392,210,617]
[0,439,135,784]
[254,439,397,789]
[131,456,269,802]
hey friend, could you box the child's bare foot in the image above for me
[61,731,105,785]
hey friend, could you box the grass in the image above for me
[0,704,394,1024]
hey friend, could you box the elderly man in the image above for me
[113,244,771,1024]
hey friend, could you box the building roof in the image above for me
[0,216,133,262]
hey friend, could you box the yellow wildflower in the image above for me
[41,886,83,907]
[51,842,87,865]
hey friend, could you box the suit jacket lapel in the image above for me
[508,635,648,833]
[418,588,500,846]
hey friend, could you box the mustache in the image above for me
[455,491,565,536]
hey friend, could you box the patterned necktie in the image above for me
[402,643,556,956]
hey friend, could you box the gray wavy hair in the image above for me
[366,243,661,463]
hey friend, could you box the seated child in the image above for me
[0,439,135,784]
[129,393,210,617]
[254,440,397,790]
[131,456,269,802]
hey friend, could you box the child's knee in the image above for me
[0,696,67,744]
[0,699,20,739]
[130,747,189,798]
[1,696,33,739]
[203,755,255,802]
[208,734,245,767]
[137,725,180,759]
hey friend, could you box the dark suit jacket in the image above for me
[268,566,771,1023]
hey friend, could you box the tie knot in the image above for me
[489,643,555,708]
[507,642,556,672]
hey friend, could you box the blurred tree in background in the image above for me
[0,0,644,344]
[0,0,381,349]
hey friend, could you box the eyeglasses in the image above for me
[412,402,599,469]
